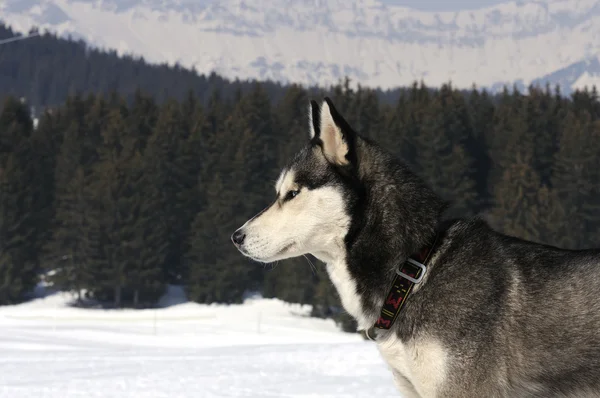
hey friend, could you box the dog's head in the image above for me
[231,98,359,264]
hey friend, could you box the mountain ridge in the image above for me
[1,0,600,93]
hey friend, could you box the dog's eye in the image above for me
[284,189,300,201]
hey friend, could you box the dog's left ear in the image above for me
[314,97,356,166]
[308,100,320,139]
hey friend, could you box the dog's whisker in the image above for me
[303,254,317,276]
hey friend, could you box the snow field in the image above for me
[0,294,398,397]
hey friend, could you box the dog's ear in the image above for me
[308,100,321,139]
[316,97,356,166]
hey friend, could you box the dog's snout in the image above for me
[231,230,246,246]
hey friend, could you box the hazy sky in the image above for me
[380,0,520,11]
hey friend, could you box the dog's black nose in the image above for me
[231,230,246,245]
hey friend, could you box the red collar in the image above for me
[370,234,439,333]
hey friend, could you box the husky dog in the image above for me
[231,98,600,398]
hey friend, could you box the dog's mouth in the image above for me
[242,241,296,264]
[278,242,295,255]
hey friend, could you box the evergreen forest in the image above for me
[1,23,599,330]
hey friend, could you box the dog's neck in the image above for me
[314,235,440,332]
[315,141,446,331]
[313,247,376,330]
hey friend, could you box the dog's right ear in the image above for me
[315,97,357,166]
[308,100,321,139]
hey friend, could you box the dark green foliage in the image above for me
[2,25,600,336]
[85,105,136,307]
[466,86,495,211]
[412,85,477,217]
[143,98,200,285]
[3,80,600,320]
[46,101,92,298]
[47,166,94,301]
[185,173,245,303]
[0,97,38,304]
[551,109,600,249]
[487,149,545,242]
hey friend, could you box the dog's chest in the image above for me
[325,259,372,329]
[377,335,449,398]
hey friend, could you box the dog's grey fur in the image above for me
[232,98,600,397]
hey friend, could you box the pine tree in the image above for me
[0,97,38,303]
[227,85,278,294]
[184,90,240,302]
[47,167,94,300]
[47,116,86,294]
[525,86,561,186]
[47,94,107,301]
[124,151,166,307]
[414,86,477,217]
[143,98,194,285]
[551,109,600,249]
[186,174,246,303]
[173,92,205,282]
[487,149,544,242]
[128,89,158,152]
[29,109,62,264]
[534,185,568,248]
[350,86,382,141]
[328,78,354,116]
[382,90,409,160]
[273,84,309,165]
[487,88,531,188]
[85,103,143,307]
[121,92,167,305]
[394,82,431,167]
[466,86,495,211]
[0,154,37,303]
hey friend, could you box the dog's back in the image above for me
[405,219,600,397]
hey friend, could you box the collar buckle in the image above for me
[397,258,427,284]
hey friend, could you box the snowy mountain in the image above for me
[2,0,600,93]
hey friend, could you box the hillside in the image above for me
[0,23,406,111]
[2,0,600,94]
[0,23,294,110]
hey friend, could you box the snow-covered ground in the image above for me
[0,293,398,397]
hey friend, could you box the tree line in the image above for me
[1,22,600,331]
[1,81,600,328]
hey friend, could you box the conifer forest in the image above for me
[1,24,600,330]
